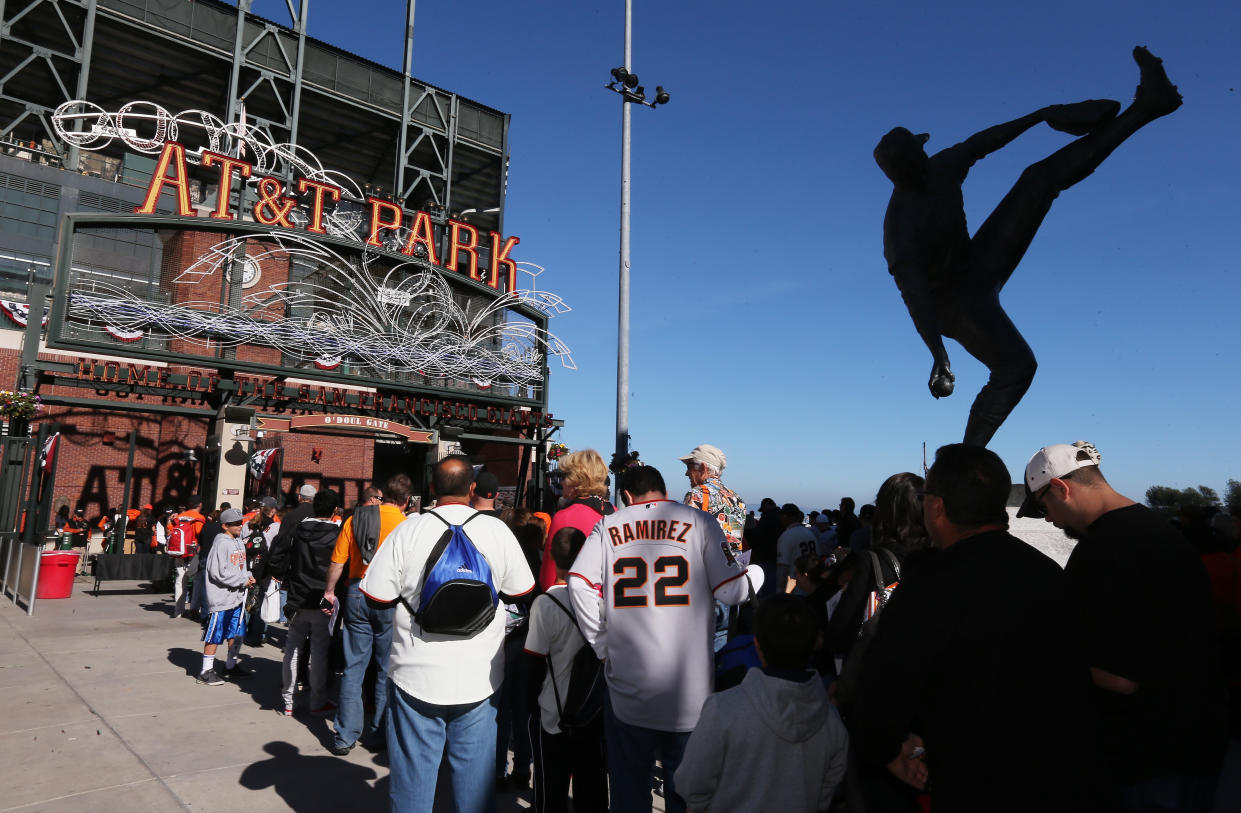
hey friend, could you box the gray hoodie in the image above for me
[202,531,250,613]
[673,668,848,813]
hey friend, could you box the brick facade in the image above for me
[4,343,532,524]
[159,231,288,366]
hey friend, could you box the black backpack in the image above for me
[351,504,382,565]
[544,593,605,737]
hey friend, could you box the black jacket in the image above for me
[851,530,1096,812]
[198,519,223,559]
[275,517,340,614]
[269,501,315,564]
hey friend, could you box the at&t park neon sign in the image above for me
[48,100,575,390]
[53,100,518,293]
[132,142,519,293]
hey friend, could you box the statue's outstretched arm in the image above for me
[891,262,955,398]
[941,111,1046,176]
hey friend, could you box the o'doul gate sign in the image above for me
[259,414,436,443]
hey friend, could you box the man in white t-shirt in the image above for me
[567,465,763,813]
[775,503,818,593]
[360,455,535,813]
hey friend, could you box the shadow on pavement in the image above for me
[240,741,385,812]
[231,650,286,709]
[83,585,162,597]
[138,600,178,617]
[167,646,204,677]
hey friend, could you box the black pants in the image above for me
[529,716,607,813]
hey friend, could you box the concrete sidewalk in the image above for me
[0,578,559,812]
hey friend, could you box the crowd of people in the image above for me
[126,438,1235,813]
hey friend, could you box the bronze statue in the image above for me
[877,47,1181,446]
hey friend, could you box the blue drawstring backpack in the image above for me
[413,511,497,636]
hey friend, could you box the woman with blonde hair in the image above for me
[539,448,614,590]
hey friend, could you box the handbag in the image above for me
[259,578,282,623]
[835,548,900,706]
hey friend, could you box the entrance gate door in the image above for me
[0,424,61,614]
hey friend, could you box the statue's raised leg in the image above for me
[968,47,1181,293]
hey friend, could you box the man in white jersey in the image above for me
[567,465,764,813]
[775,503,818,594]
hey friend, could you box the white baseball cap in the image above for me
[744,564,765,595]
[678,444,726,473]
[298,484,317,499]
[1017,441,1101,518]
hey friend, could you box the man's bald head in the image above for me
[432,454,473,498]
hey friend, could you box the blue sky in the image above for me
[266,0,1240,511]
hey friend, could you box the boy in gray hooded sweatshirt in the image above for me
[674,594,848,812]
[197,508,255,685]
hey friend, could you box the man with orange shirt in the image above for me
[321,474,415,755]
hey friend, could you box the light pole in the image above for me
[606,1,669,482]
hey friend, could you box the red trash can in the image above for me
[36,550,79,599]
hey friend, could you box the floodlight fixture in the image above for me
[654,86,670,105]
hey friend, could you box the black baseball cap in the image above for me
[473,471,499,500]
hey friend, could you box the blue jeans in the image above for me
[333,579,394,749]
[604,694,690,813]
[387,682,498,813]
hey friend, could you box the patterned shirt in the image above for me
[683,475,746,561]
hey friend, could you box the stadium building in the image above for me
[0,0,564,523]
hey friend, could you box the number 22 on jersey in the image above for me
[613,555,690,607]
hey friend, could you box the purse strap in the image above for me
[868,551,885,593]
[877,546,901,583]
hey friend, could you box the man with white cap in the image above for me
[268,485,319,557]
[268,484,320,625]
[1018,441,1227,810]
[679,444,746,562]
[680,443,748,649]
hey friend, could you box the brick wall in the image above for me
[159,230,287,366]
[2,345,534,522]
[268,427,378,509]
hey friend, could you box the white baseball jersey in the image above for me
[777,524,819,570]
[567,497,761,732]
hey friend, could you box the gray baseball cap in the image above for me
[298,484,317,498]
[219,507,244,524]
